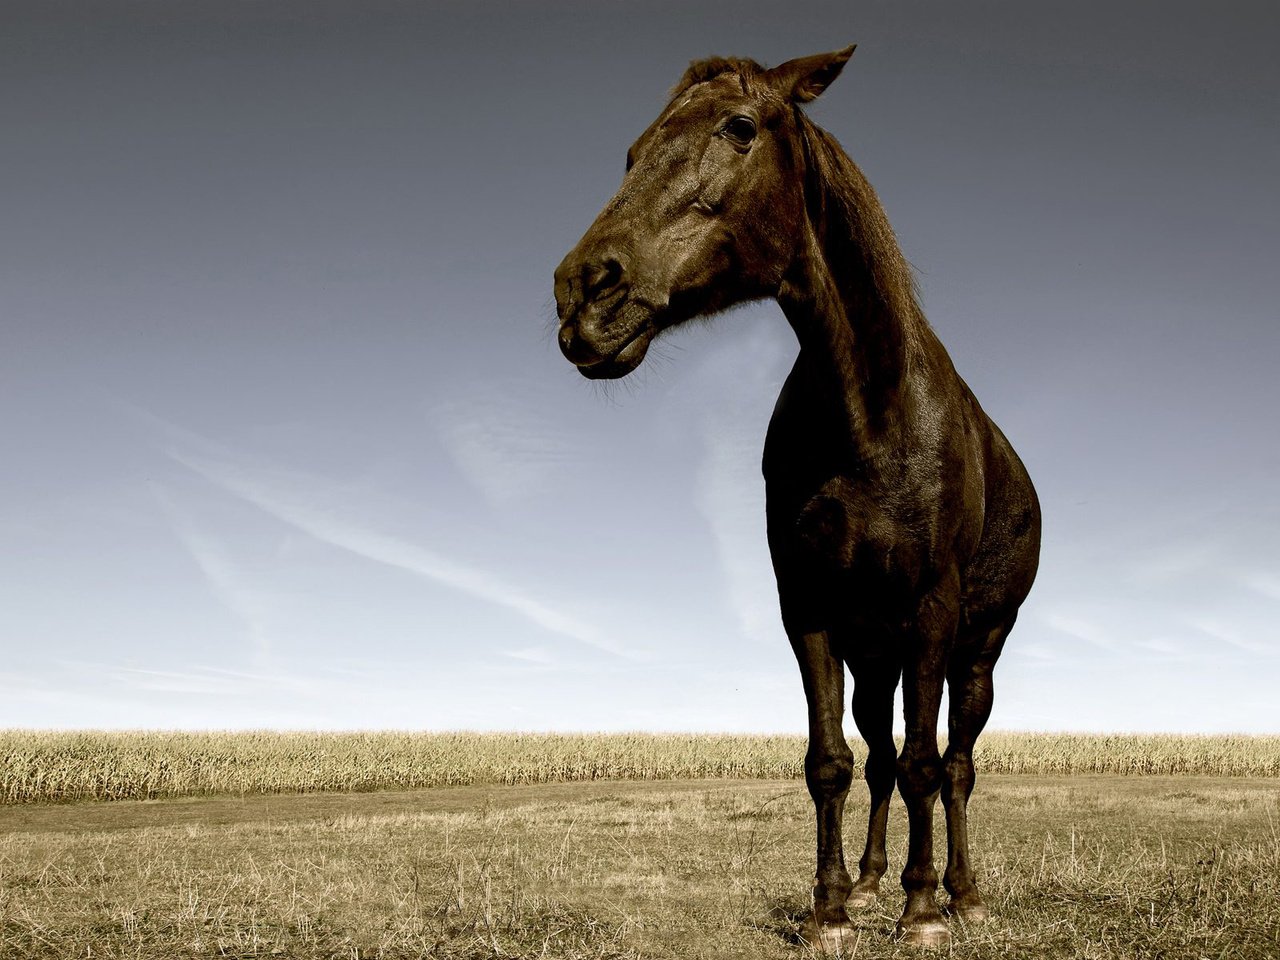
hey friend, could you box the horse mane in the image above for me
[793,111,928,351]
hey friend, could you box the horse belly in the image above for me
[958,431,1041,631]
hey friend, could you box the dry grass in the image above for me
[1,776,1277,958]
[3,731,1278,804]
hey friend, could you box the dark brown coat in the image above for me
[554,47,1041,948]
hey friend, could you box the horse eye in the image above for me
[723,116,757,143]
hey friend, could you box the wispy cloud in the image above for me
[160,445,632,659]
[1191,617,1275,656]
[695,426,778,646]
[1125,539,1219,587]
[148,481,273,657]
[95,663,346,697]
[429,382,581,507]
[34,661,366,729]
[688,317,789,648]
[1132,636,1194,660]
[502,646,555,665]
[105,666,253,695]
[1009,641,1062,663]
[1040,610,1116,649]
[1243,571,1280,602]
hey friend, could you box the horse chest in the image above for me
[805,476,936,585]
[769,471,929,596]
[765,392,953,599]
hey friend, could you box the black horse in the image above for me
[553,46,1040,948]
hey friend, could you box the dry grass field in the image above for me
[1,733,1278,958]
[2,732,1280,957]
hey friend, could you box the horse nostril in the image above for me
[583,257,625,300]
[558,322,604,366]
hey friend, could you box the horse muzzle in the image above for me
[557,305,655,379]
[555,242,668,378]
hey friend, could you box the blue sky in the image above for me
[2,1,1277,732]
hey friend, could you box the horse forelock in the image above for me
[669,57,766,100]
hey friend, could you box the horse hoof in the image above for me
[846,888,878,910]
[894,918,951,948]
[944,899,990,924]
[799,916,857,954]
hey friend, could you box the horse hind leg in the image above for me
[846,654,901,909]
[892,577,959,948]
[941,615,1015,924]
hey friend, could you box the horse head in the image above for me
[554,46,854,379]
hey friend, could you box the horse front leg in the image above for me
[895,576,961,947]
[791,629,857,951]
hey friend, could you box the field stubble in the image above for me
[1,776,1278,959]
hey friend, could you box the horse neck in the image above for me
[777,222,920,444]
[776,121,927,443]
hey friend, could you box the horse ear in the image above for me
[765,45,856,103]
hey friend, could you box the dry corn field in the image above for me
[2,731,1278,804]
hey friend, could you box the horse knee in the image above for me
[896,748,942,799]
[806,748,855,798]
